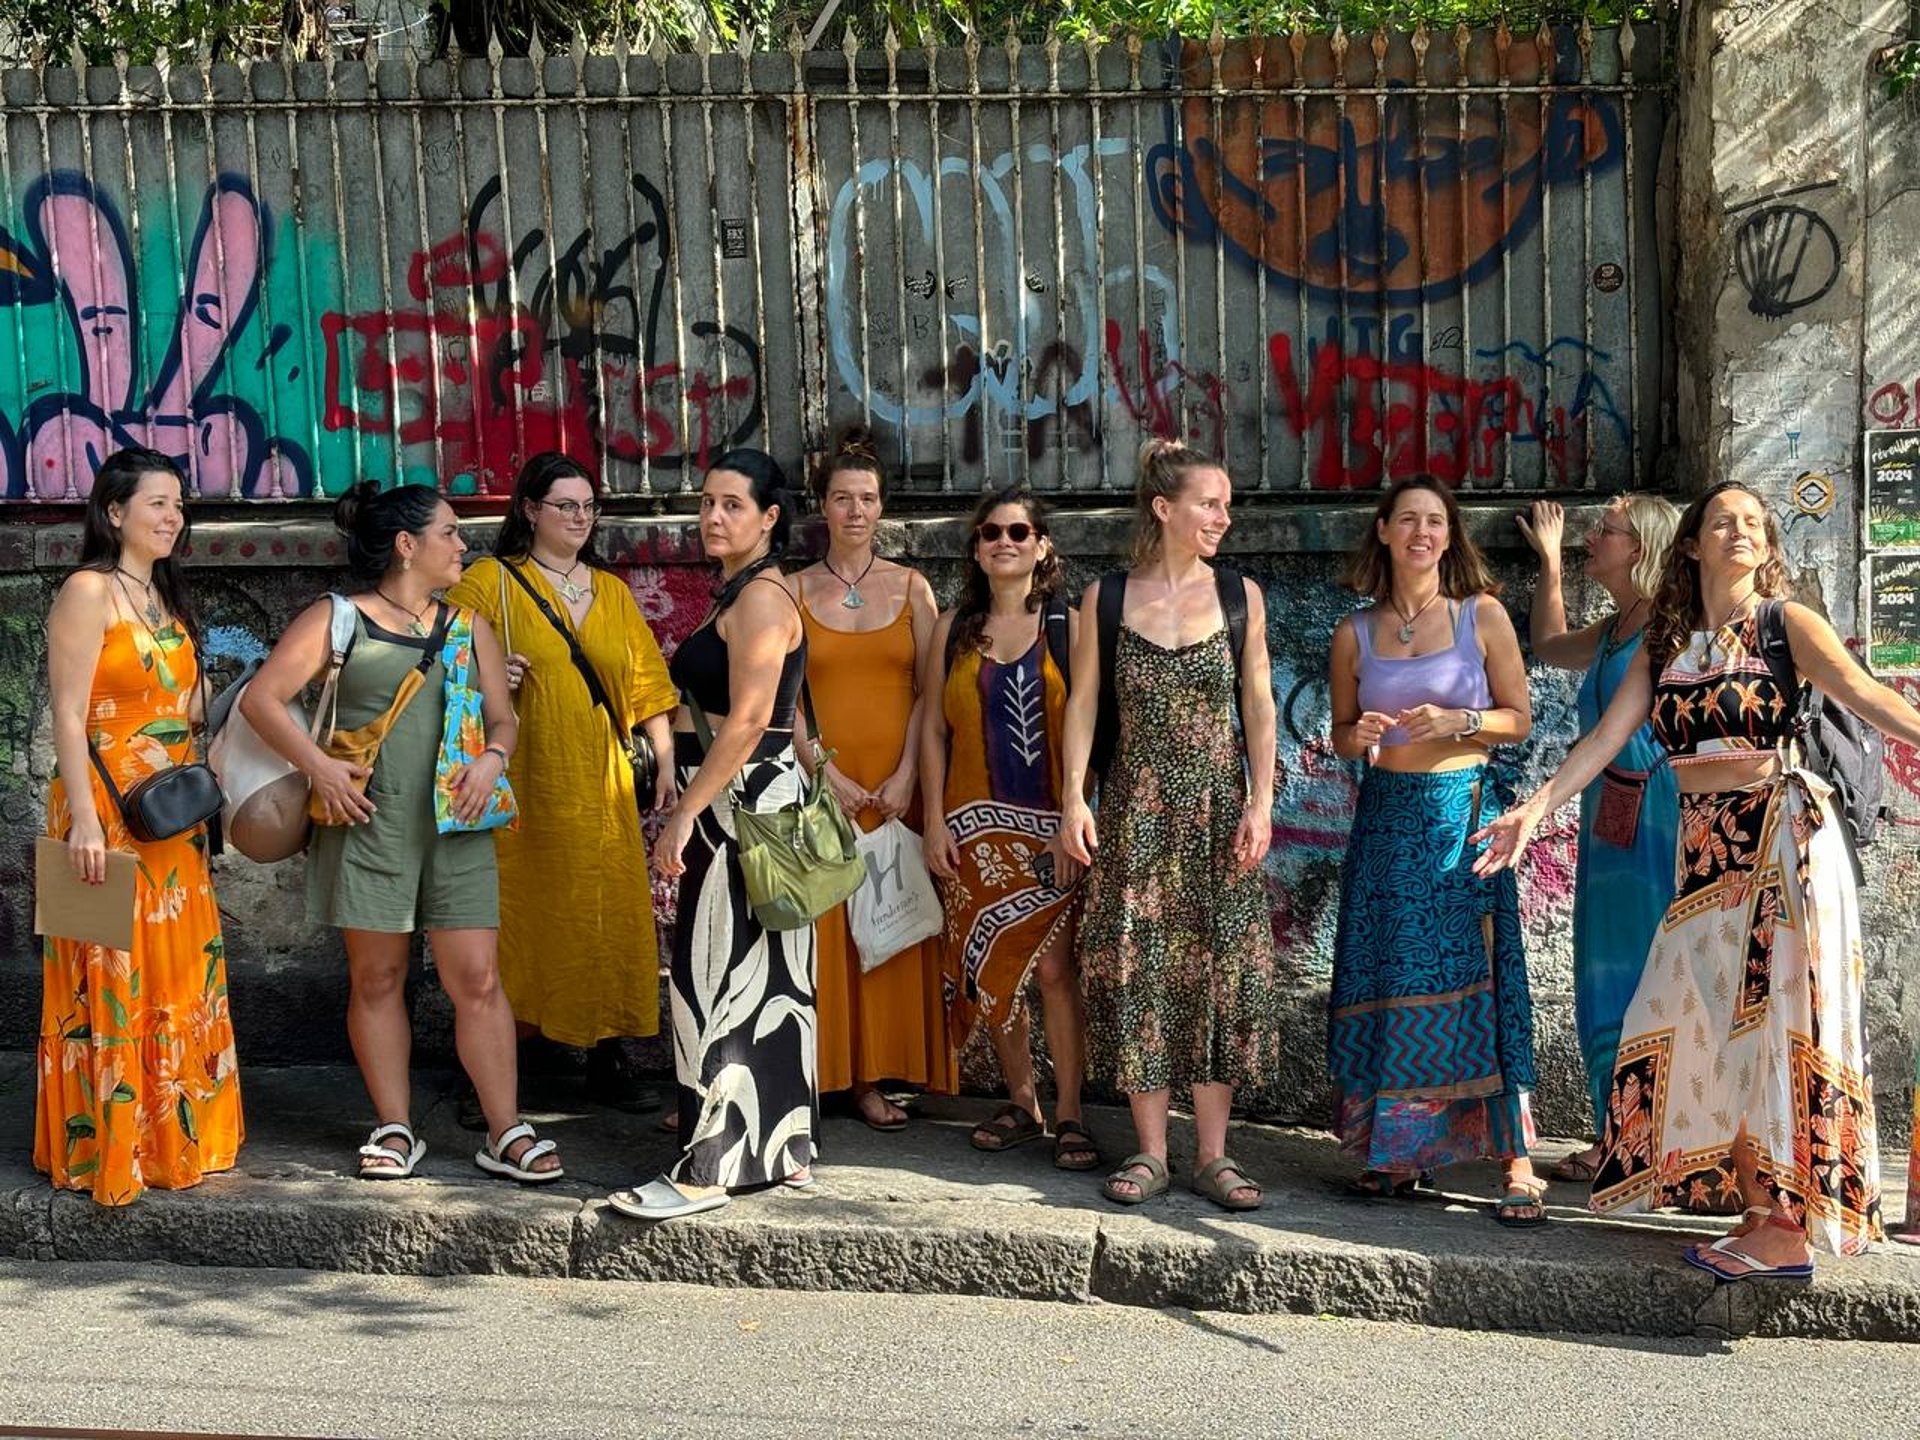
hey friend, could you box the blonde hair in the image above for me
[1615,492,1682,602]
[1131,438,1221,565]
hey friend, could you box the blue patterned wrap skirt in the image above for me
[1328,765,1537,1171]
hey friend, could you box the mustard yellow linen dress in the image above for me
[448,557,677,1044]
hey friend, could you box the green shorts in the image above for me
[305,781,499,933]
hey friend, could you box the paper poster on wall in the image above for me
[1868,554,1920,674]
[1865,428,1920,551]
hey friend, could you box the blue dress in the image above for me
[1572,623,1677,1132]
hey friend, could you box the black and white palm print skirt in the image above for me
[668,733,820,1189]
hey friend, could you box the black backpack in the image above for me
[943,591,1073,692]
[1090,565,1249,781]
[1755,599,1888,865]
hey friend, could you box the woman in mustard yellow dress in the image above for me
[796,433,954,1128]
[35,448,243,1206]
[448,453,678,1107]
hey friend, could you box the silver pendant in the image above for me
[841,586,865,610]
[560,580,587,604]
[1397,622,1416,644]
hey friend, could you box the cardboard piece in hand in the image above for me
[35,835,136,951]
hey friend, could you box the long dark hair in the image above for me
[947,486,1061,663]
[78,447,200,651]
[1643,481,1792,671]
[1342,476,1501,600]
[333,481,445,584]
[493,451,607,568]
[705,448,794,610]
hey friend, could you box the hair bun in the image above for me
[331,479,381,536]
[833,424,879,462]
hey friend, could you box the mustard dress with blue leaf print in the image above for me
[33,617,244,1206]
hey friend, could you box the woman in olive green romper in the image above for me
[241,483,563,1184]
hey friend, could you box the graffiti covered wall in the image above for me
[0,32,1662,501]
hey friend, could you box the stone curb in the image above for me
[6,1170,1917,1343]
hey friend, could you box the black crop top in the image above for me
[1649,612,1795,762]
[669,583,807,728]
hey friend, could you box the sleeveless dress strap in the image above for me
[1352,608,1375,660]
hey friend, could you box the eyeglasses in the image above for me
[1588,521,1635,540]
[539,499,602,519]
[976,521,1036,543]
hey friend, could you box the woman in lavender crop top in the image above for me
[1325,477,1546,1227]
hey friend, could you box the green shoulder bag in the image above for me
[685,679,866,932]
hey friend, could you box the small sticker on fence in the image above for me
[721,220,750,259]
[1592,262,1624,293]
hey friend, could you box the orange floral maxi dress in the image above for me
[34,618,243,1205]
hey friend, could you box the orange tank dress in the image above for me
[802,595,955,1096]
[34,618,244,1205]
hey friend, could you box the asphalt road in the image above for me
[1,1261,1916,1439]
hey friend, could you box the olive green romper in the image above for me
[305,605,499,933]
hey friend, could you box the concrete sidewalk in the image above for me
[1,1053,1915,1342]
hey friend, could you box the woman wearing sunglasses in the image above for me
[1516,494,1680,1186]
[793,430,953,1131]
[920,487,1097,1171]
[447,452,678,1118]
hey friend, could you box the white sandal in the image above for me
[473,1120,564,1184]
[357,1122,425,1180]
[607,1176,731,1220]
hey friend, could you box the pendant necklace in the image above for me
[1390,587,1441,644]
[1692,593,1754,668]
[377,588,435,638]
[534,554,590,605]
[116,568,162,627]
[824,552,877,610]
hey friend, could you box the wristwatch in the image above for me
[1459,709,1485,738]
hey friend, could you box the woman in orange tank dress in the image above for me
[795,432,954,1129]
[35,447,243,1206]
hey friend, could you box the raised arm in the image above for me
[1472,647,1655,875]
[47,571,113,882]
[1517,501,1607,670]
[1784,601,1920,750]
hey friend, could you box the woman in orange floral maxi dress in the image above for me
[34,448,242,1206]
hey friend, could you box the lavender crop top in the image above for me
[1353,599,1495,746]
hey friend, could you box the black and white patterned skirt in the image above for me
[668,731,820,1189]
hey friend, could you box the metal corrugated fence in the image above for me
[0,22,1668,502]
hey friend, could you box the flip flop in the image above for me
[1546,1153,1599,1183]
[970,1102,1045,1152]
[855,1092,910,1133]
[607,1176,731,1221]
[1681,1235,1814,1282]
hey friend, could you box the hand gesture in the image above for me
[1397,705,1465,744]
[66,813,109,885]
[1516,501,1563,562]
[1351,711,1397,750]
[1470,799,1544,877]
[307,755,376,825]
[923,816,961,882]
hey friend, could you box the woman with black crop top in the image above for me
[606,449,816,1222]
[1477,482,1920,1279]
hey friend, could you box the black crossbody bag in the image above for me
[502,561,660,809]
[87,664,225,853]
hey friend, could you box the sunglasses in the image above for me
[976,521,1037,543]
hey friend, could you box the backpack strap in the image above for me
[1755,598,1813,737]
[1214,563,1248,690]
[1043,592,1073,696]
[1090,570,1128,778]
